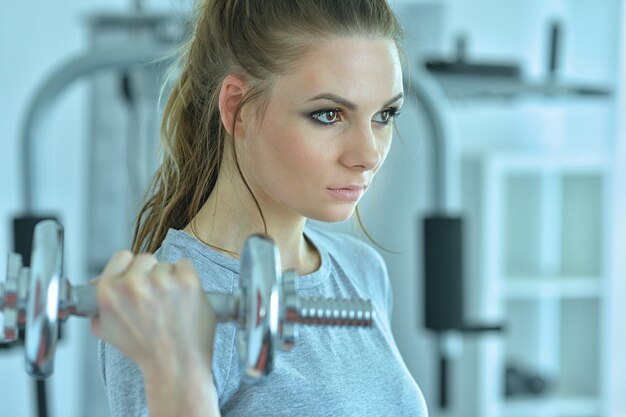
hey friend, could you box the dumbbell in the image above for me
[0,220,374,383]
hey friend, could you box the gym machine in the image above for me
[0,220,374,383]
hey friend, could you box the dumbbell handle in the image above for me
[64,283,374,327]
[61,284,243,320]
[63,284,244,322]
[64,284,99,317]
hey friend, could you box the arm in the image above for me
[143,365,220,417]
[92,251,222,417]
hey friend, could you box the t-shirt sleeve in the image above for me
[98,341,148,417]
[97,241,240,416]
[98,323,238,416]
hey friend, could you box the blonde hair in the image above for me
[132,0,405,254]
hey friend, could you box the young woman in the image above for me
[92,0,427,416]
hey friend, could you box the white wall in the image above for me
[1,1,623,416]
[609,2,626,415]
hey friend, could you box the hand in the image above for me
[91,251,217,380]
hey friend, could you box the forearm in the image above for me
[143,367,221,417]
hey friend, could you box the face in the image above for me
[238,36,404,223]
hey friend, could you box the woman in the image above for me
[93,0,427,416]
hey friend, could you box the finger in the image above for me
[126,253,159,277]
[174,258,195,274]
[150,262,175,276]
[149,262,175,286]
[173,258,202,289]
[174,259,197,281]
[101,250,134,277]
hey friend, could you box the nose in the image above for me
[340,125,386,171]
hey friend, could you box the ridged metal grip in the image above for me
[297,297,374,327]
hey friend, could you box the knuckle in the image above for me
[123,269,143,283]
[150,269,169,283]
[102,250,134,277]
[150,265,172,289]
[176,269,200,291]
[177,262,197,280]
[136,253,157,264]
[119,275,148,299]
[114,250,134,261]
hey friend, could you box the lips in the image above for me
[326,185,367,202]
[327,185,367,192]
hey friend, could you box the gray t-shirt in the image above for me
[99,224,428,416]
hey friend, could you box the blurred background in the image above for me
[1,0,625,416]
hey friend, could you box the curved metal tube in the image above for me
[21,44,174,212]
[403,69,455,213]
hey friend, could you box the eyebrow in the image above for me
[307,92,404,110]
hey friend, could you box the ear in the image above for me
[218,74,247,138]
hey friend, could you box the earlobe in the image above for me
[218,74,246,137]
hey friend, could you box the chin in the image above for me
[307,206,356,223]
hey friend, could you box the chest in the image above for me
[223,324,425,416]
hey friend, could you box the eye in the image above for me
[373,108,401,125]
[310,109,341,125]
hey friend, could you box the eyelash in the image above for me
[309,107,401,127]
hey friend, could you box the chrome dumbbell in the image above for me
[0,220,374,383]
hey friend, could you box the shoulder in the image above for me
[305,223,386,272]
[153,229,206,263]
[154,228,238,294]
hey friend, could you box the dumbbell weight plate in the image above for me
[238,234,281,383]
[25,220,64,378]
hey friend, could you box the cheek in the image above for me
[262,124,324,180]
[377,132,394,166]
[269,121,328,164]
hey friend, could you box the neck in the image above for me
[184,162,320,275]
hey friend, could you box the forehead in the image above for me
[272,36,403,106]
